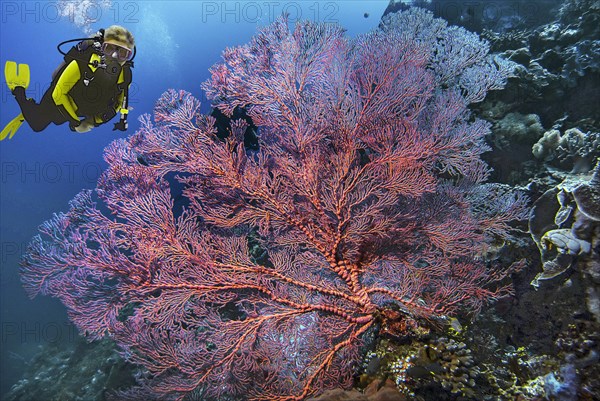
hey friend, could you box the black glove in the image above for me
[69,120,81,132]
[113,119,128,131]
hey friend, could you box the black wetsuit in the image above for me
[12,86,69,132]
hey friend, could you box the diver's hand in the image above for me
[113,119,128,131]
[74,118,94,133]
[69,120,80,132]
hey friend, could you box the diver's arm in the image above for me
[52,61,80,123]
[115,90,126,113]
[95,81,130,131]
[112,87,130,131]
[92,90,125,125]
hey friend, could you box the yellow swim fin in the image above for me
[5,61,30,91]
[0,113,25,141]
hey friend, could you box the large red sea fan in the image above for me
[22,9,528,401]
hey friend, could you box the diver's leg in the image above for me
[12,86,51,132]
[39,90,69,126]
[12,86,66,132]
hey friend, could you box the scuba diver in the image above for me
[1,25,135,140]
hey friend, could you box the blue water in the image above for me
[0,0,388,394]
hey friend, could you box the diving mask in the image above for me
[101,42,133,62]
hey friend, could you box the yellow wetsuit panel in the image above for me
[52,60,80,121]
